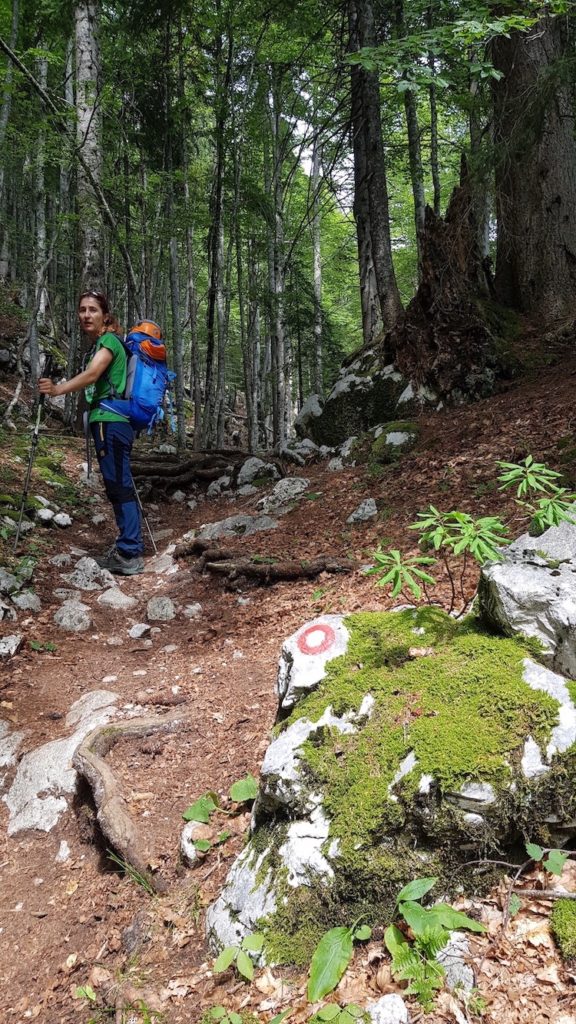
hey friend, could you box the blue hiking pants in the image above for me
[90,420,143,557]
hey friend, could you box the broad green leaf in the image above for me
[236,949,254,980]
[308,927,354,1001]
[397,877,437,903]
[353,924,372,941]
[182,794,218,823]
[316,1005,341,1021]
[230,775,259,803]
[399,900,431,936]
[213,946,237,973]
[194,839,212,853]
[526,842,544,861]
[384,924,408,958]
[426,904,486,933]
[216,830,232,844]
[544,849,568,876]
[346,1005,365,1018]
[209,1009,227,1020]
[229,1014,243,1024]
[242,932,265,953]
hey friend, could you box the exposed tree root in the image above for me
[204,555,355,583]
[73,709,194,894]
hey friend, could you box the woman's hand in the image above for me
[38,378,61,397]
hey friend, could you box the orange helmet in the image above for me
[130,320,163,340]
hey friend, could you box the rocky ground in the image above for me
[1,353,576,1024]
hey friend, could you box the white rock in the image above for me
[12,592,41,612]
[183,603,203,619]
[367,994,410,1024]
[277,615,350,710]
[55,840,71,863]
[205,846,276,951]
[237,458,280,487]
[62,557,116,592]
[256,477,310,515]
[128,623,151,639]
[53,512,72,528]
[53,600,92,632]
[0,569,20,595]
[327,457,344,472]
[278,805,334,886]
[347,498,378,524]
[198,514,278,541]
[3,690,118,833]
[35,508,55,524]
[437,932,475,992]
[147,596,176,621]
[207,476,231,498]
[97,588,138,611]
[171,490,186,503]
[0,635,23,657]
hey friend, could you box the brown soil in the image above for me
[1,357,576,1024]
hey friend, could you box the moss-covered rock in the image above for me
[550,898,576,959]
[371,421,419,464]
[206,608,576,964]
[302,362,409,447]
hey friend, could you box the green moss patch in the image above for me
[290,611,558,851]
[551,899,576,958]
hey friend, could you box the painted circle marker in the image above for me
[297,623,336,656]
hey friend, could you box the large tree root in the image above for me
[205,555,355,583]
[73,710,194,894]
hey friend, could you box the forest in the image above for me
[1,0,575,453]
[3,3,576,1023]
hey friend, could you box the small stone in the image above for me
[53,600,92,633]
[0,568,20,596]
[55,841,71,863]
[347,498,378,524]
[171,490,186,503]
[91,513,107,526]
[367,994,409,1024]
[146,596,176,622]
[128,623,151,639]
[35,508,55,524]
[0,635,23,657]
[237,596,251,606]
[53,512,72,528]
[12,592,42,613]
[133,670,147,677]
[187,499,198,511]
[160,644,178,654]
[181,821,213,867]
[106,636,124,646]
[50,554,72,567]
[183,603,202,619]
[97,588,138,611]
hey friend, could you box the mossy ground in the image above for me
[550,899,576,959]
[259,608,574,964]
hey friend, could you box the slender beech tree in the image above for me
[75,0,104,290]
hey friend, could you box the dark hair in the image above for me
[78,290,123,335]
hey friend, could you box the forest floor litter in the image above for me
[1,351,576,1023]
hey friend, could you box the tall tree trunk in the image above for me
[0,0,19,279]
[75,0,104,291]
[492,16,576,318]
[268,65,288,448]
[202,31,232,449]
[394,0,425,276]
[246,239,261,452]
[348,0,403,333]
[311,136,323,394]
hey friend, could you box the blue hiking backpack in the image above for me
[98,320,176,433]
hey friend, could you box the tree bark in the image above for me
[75,0,104,291]
[492,16,576,319]
[348,0,402,336]
[311,135,323,394]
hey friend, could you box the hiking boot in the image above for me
[95,548,144,576]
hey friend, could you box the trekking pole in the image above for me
[130,472,158,555]
[13,354,53,552]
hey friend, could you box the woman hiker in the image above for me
[38,290,145,576]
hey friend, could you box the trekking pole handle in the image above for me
[39,353,54,409]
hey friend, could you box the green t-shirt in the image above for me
[86,332,129,424]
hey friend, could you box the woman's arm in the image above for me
[38,346,113,398]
